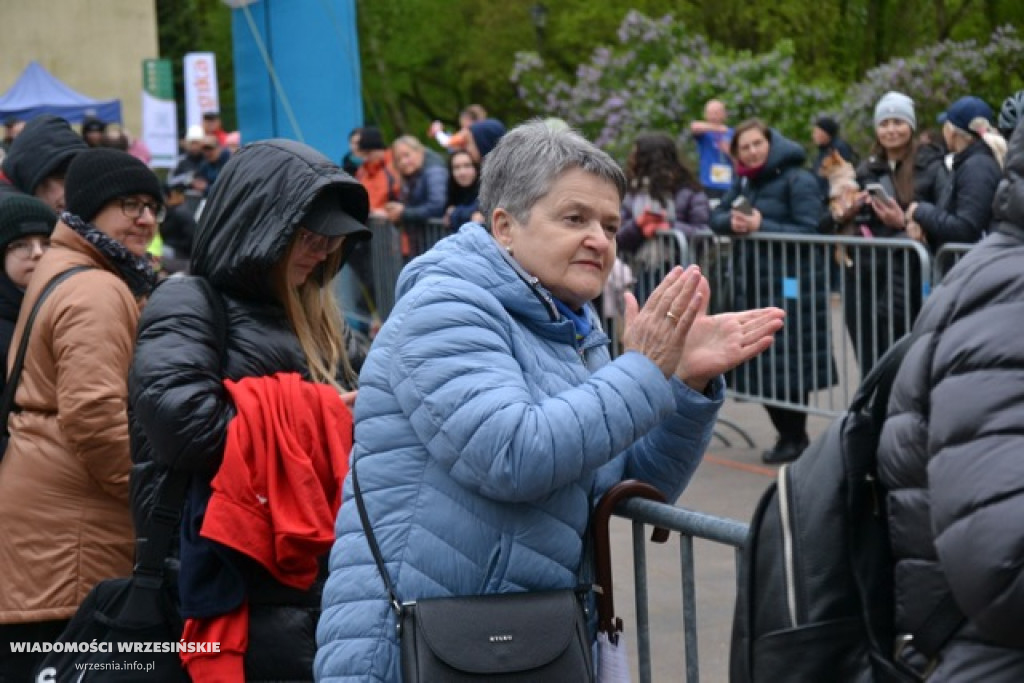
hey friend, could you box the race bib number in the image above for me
[710,163,732,185]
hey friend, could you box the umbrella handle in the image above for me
[592,480,669,636]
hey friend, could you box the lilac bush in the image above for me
[841,26,1024,150]
[512,12,1024,161]
[511,11,838,160]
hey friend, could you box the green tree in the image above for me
[156,0,235,132]
[154,0,1024,147]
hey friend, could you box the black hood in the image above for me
[991,123,1022,227]
[191,139,369,300]
[2,115,87,194]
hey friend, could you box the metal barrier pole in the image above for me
[632,520,654,683]
[616,498,749,681]
[932,242,975,284]
[680,534,699,683]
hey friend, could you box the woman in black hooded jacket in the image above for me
[876,122,1024,680]
[128,139,369,681]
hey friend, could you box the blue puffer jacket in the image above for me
[316,224,724,681]
[399,148,448,223]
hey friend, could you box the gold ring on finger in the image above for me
[666,311,679,322]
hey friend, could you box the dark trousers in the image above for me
[764,388,809,443]
[0,619,70,682]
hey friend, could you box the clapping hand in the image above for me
[674,277,785,392]
[621,265,704,378]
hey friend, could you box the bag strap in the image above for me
[133,276,228,584]
[874,293,971,664]
[858,332,965,661]
[848,331,915,422]
[354,456,597,619]
[351,460,403,619]
[0,266,92,449]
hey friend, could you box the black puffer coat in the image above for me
[913,138,1002,250]
[710,130,835,398]
[129,139,368,682]
[877,125,1024,680]
[840,143,944,374]
[852,143,945,238]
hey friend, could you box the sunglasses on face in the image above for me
[298,228,345,254]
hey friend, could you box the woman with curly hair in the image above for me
[617,132,710,255]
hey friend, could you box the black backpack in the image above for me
[729,334,963,682]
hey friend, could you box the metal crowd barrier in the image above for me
[603,230,934,418]
[614,497,748,683]
[932,242,974,285]
[685,231,932,418]
[362,217,452,319]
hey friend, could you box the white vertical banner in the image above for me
[141,92,178,169]
[184,52,220,130]
[142,59,178,169]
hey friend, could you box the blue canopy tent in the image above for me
[0,61,122,124]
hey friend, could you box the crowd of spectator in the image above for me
[0,81,1021,681]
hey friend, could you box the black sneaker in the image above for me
[761,436,810,465]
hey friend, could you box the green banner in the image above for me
[142,59,174,100]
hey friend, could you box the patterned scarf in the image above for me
[61,212,157,297]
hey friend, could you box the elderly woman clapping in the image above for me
[316,120,784,680]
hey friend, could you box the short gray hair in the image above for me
[479,119,626,224]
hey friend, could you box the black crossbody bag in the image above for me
[352,462,595,682]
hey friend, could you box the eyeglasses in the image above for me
[119,197,166,222]
[6,237,50,258]
[298,228,345,254]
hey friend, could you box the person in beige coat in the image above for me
[0,148,164,681]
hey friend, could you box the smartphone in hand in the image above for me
[864,183,893,204]
[732,195,754,216]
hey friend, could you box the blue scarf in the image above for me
[552,298,592,344]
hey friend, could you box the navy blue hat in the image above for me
[938,96,994,134]
[468,119,507,159]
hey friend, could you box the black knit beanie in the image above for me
[0,195,57,251]
[64,148,163,222]
[815,116,840,140]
